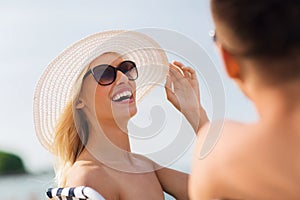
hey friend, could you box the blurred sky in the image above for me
[0,0,257,173]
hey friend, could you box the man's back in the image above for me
[190,118,300,200]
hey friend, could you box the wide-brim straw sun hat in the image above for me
[33,30,169,152]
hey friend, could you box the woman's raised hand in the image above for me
[165,61,208,132]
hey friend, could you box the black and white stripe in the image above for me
[46,186,105,200]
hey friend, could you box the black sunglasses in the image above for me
[83,60,138,86]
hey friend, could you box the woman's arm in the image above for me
[165,61,209,133]
[155,166,189,200]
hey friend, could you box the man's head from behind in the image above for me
[211,0,300,95]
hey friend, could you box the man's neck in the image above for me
[251,81,300,126]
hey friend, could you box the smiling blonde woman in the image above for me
[34,30,208,200]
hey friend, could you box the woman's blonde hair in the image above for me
[51,65,90,186]
[51,52,119,186]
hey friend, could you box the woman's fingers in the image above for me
[165,75,179,106]
[169,62,190,79]
[182,68,192,79]
[182,67,197,80]
[165,75,173,92]
[165,61,204,132]
[169,63,184,79]
[170,61,197,81]
[173,61,185,68]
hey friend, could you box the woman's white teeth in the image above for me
[112,91,132,102]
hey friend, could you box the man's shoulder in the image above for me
[194,120,263,175]
[192,121,300,199]
[190,121,260,199]
[196,120,257,155]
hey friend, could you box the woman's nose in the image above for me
[115,70,129,85]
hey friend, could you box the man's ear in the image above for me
[220,45,241,80]
[75,99,85,109]
[220,45,252,98]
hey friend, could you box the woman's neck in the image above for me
[79,118,155,173]
[88,117,131,152]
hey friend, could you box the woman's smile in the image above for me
[111,87,134,103]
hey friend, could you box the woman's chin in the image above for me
[110,104,137,121]
[129,107,137,117]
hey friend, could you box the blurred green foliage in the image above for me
[0,151,26,175]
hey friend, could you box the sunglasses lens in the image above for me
[118,61,138,80]
[93,65,115,85]
[89,61,137,86]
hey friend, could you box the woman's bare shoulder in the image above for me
[66,160,120,199]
